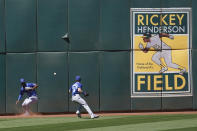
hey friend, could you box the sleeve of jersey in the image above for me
[78,83,83,89]
[29,83,36,87]
[153,35,160,41]
[69,87,72,92]
[24,83,35,90]
[17,90,24,101]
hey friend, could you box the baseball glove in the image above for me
[138,43,144,50]
[83,92,89,97]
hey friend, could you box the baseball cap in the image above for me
[75,76,81,81]
[142,33,151,38]
[20,78,25,83]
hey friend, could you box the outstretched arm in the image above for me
[32,84,38,90]
[159,33,174,39]
[25,84,38,91]
[16,90,23,104]
[78,88,89,97]
[159,33,169,37]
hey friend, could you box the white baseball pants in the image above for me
[22,96,38,114]
[152,50,179,69]
[72,94,94,117]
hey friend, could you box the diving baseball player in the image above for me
[69,76,99,119]
[16,78,38,116]
[139,33,186,74]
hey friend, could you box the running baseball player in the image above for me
[139,33,186,74]
[16,78,38,116]
[69,76,99,119]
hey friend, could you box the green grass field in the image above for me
[0,114,197,131]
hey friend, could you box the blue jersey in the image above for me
[17,83,37,101]
[69,82,82,96]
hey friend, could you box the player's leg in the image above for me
[75,97,94,117]
[22,96,38,115]
[22,98,31,115]
[152,52,161,65]
[78,97,99,119]
[152,52,168,73]
[72,96,82,117]
[163,50,186,74]
[163,50,179,69]
[76,104,82,118]
[29,96,38,104]
[73,95,98,118]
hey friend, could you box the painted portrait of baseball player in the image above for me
[69,76,99,119]
[16,78,38,116]
[139,33,186,74]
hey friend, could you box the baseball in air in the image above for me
[54,72,56,76]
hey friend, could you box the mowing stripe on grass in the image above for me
[0,116,125,129]
[162,126,197,131]
[0,114,197,131]
[0,119,12,122]
[77,117,197,131]
[0,120,8,122]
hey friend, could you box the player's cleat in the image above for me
[159,67,168,73]
[91,114,99,119]
[94,114,99,118]
[76,111,81,118]
[22,112,30,116]
[76,113,81,118]
[179,68,186,75]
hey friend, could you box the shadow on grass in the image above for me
[0,119,11,122]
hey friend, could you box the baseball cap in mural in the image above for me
[142,33,152,38]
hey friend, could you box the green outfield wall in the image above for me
[0,0,197,114]
[0,0,5,53]
[0,55,5,113]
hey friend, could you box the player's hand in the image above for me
[169,35,174,40]
[16,100,19,105]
